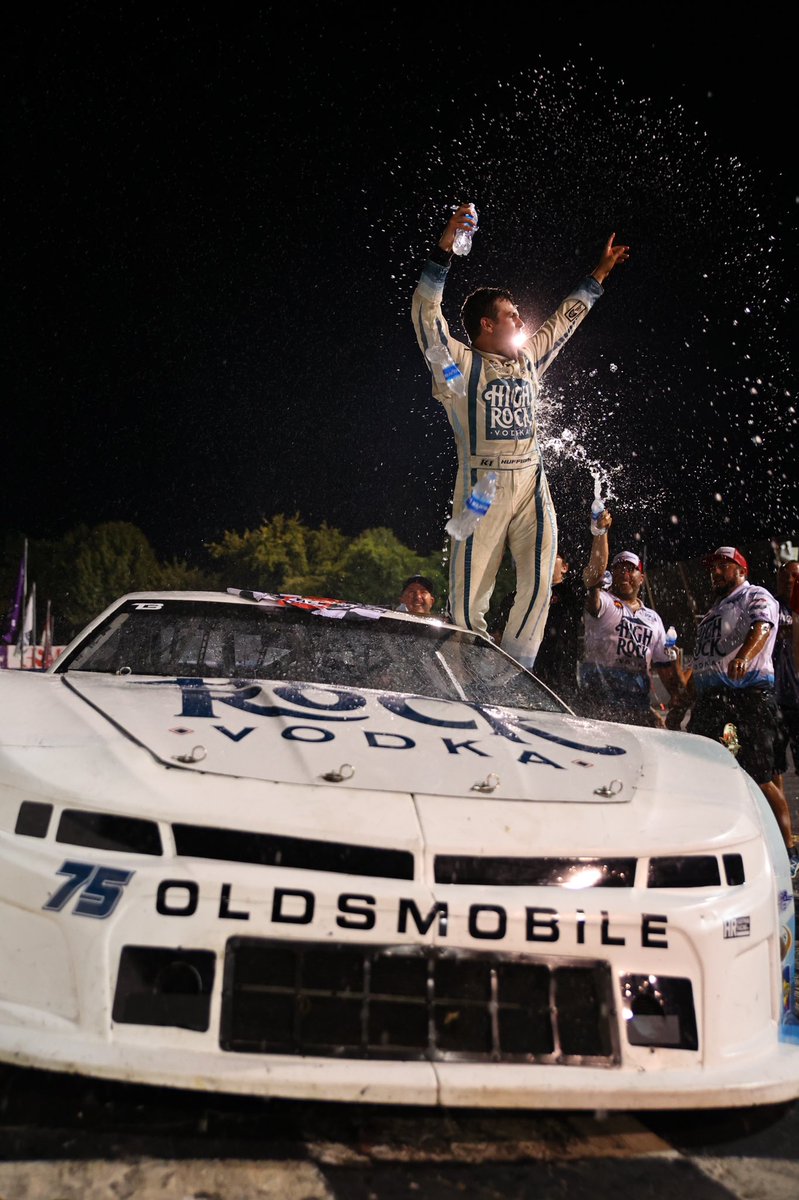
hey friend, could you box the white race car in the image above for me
[1,589,797,1110]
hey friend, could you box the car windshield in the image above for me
[56,599,564,712]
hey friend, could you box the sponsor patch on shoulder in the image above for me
[565,301,587,321]
[723,916,751,939]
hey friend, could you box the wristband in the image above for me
[430,245,453,267]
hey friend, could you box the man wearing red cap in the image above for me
[686,546,797,872]
[576,510,687,726]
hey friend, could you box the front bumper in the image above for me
[1,830,798,1110]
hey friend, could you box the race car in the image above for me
[0,589,797,1110]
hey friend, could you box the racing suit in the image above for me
[412,249,602,669]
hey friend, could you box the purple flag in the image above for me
[1,556,25,645]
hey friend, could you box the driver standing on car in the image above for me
[411,203,629,671]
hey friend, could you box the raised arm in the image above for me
[583,509,612,617]
[523,231,629,380]
[411,205,472,397]
[591,232,630,285]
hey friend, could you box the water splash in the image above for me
[372,61,796,561]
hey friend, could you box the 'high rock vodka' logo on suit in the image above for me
[484,378,534,440]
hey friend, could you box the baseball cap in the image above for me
[400,574,435,593]
[611,551,643,572]
[703,546,748,574]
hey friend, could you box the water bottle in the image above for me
[721,722,740,757]
[451,204,478,256]
[590,497,606,536]
[446,472,498,540]
[664,625,678,661]
[425,341,466,397]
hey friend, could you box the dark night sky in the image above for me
[5,7,797,570]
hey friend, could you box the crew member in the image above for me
[576,509,687,726]
[396,575,437,617]
[686,546,797,871]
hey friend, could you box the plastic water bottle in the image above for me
[451,204,477,256]
[425,341,466,396]
[590,497,606,536]
[664,625,678,661]
[721,722,740,757]
[446,472,498,540]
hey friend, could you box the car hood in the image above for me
[55,674,645,804]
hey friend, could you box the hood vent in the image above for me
[173,823,414,881]
[435,856,637,888]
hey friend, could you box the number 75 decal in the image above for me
[43,861,134,919]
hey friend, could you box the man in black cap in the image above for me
[684,546,797,873]
[576,509,687,726]
[396,575,437,617]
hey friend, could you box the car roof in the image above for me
[52,589,458,671]
[104,589,447,626]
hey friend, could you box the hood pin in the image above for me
[593,779,623,797]
[472,773,500,793]
[323,764,355,783]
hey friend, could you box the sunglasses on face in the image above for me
[612,563,640,575]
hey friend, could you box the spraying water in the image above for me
[372,62,796,561]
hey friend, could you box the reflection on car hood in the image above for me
[60,674,645,803]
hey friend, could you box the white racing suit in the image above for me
[412,254,602,669]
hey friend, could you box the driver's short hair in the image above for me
[461,287,513,344]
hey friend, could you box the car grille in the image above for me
[220,940,618,1065]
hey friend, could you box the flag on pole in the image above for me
[41,600,54,669]
[1,548,26,645]
[21,583,36,648]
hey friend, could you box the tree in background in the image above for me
[207,514,311,593]
[207,515,446,608]
[0,515,447,645]
[336,527,442,606]
[0,523,220,643]
[63,522,163,627]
